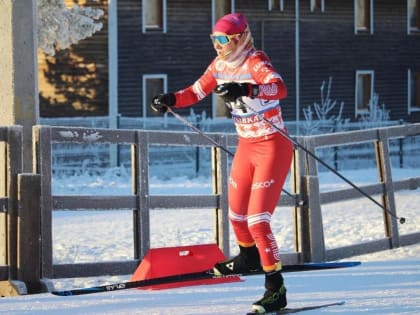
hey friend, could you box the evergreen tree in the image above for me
[37,0,103,56]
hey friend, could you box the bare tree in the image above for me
[302,77,345,135]
[358,93,390,129]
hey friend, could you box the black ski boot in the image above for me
[213,245,262,275]
[251,270,287,313]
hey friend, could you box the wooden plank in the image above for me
[134,131,150,260]
[0,199,6,213]
[149,195,219,209]
[148,130,212,147]
[306,176,325,262]
[320,178,420,205]
[5,126,22,280]
[50,126,137,144]
[53,260,139,279]
[278,193,300,207]
[17,174,42,293]
[325,238,392,261]
[212,138,230,257]
[35,126,54,279]
[49,126,233,150]
[292,138,309,256]
[399,232,420,247]
[0,266,9,280]
[393,177,420,191]
[52,195,219,214]
[279,252,302,266]
[320,183,384,204]
[0,128,6,140]
[376,129,399,247]
[386,123,420,139]
[307,128,378,147]
[53,196,137,210]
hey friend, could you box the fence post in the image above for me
[290,137,309,263]
[302,137,326,262]
[6,126,23,279]
[33,126,54,279]
[5,127,23,280]
[304,175,326,262]
[398,119,404,168]
[0,126,27,296]
[375,129,399,248]
[212,135,230,257]
[17,174,52,293]
[133,131,151,260]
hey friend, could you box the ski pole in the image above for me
[166,107,297,201]
[235,100,406,224]
[166,107,234,156]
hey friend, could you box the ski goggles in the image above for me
[210,33,241,45]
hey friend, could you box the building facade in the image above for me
[39,0,420,125]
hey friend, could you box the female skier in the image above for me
[150,13,293,314]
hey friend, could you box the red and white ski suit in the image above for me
[173,49,293,270]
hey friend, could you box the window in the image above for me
[211,0,235,25]
[143,74,167,117]
[212,0,236,116]
[408,70,420,113]
[212,0,235,26]
[143,0,166,33]
[355,71,374,115]
[311,0,325,12]
[408,0,420,33]
[268,0,284,11]
[355,0,373,34]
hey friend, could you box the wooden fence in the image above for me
[295,124,420,262]
[0,123,419,295]
[0,126,26,295]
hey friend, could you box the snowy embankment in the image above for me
[0,167,418,314]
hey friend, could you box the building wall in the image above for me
[38,1,420,123]
[117,0,420,123]
[118,0,215,117]
[298,0,420,122]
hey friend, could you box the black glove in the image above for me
[214,82,258,102]
[150,93,176,113]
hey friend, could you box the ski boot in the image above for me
[251,269,287,313]
[213,245,262,275]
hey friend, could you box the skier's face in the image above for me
[210,32,242,59]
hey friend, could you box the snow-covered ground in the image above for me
[0,167,419,314]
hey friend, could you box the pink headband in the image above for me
[213,13,248,35]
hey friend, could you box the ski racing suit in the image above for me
[172,49,293,271]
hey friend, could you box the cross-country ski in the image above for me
[51,261,360,296]
[246,301,345,314]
